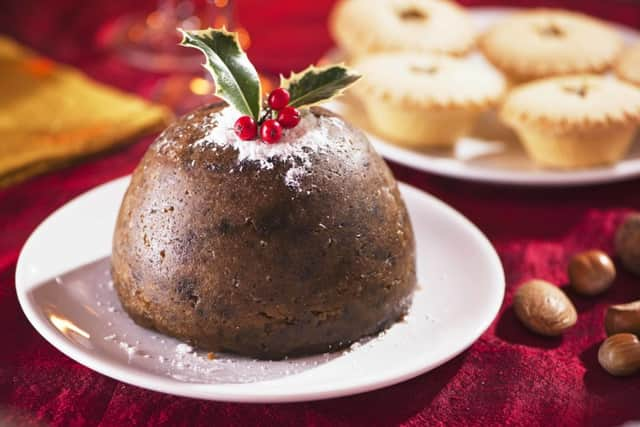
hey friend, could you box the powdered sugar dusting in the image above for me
[191,107,353,190]
[47,258,425,386]
[175,343,194,355]
[284,165,307,190]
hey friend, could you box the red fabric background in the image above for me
[2,1,640,426]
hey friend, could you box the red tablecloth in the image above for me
[2,1,640,426]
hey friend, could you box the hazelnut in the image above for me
[597,333,640,376]
[568,250,616,296]
[605,300,640,336]
[615,213,640,276]
[513,279,577,336]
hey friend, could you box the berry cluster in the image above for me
[233,88,301,144]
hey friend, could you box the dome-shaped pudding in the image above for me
[111,103,416,359]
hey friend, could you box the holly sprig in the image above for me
[281,64,361,109]
[180,27,361,143]
[179,28,261,120]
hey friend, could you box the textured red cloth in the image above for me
[2,1,640,426]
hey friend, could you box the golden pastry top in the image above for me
[616,42,640,87]
[501,75,640,131]
[481,9,623,81]
[330,0,476,57]
[353,52,506,110]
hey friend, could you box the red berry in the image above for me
[260,119,282,144]
[267,88,290,110]
[277,106,301,129]
[234,115,257,140]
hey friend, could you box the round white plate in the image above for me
[326,7,640,187]
[16,177,504,403]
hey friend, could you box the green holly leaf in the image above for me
[281,64,361,109]
[180,28,261,120]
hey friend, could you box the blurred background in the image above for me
[2,0,639,108]
[0,0,639,187]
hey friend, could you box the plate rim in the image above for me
[16,176,505,403]
[327,6,640,187]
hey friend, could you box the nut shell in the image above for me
[568,250,616,296]
[513,279,578,336]
[605,300,640,336]
[615,213,640,276]
[598,333,640,377]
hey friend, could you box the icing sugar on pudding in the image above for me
[111,28,417,359]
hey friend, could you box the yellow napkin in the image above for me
[0,37,172,188]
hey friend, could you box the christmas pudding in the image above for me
[111,29,417,359]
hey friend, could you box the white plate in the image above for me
[326,7,640,187]
[16,177,504,403]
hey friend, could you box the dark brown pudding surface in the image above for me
[111,103,416,359]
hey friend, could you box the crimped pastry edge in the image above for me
[480,8,623,81]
